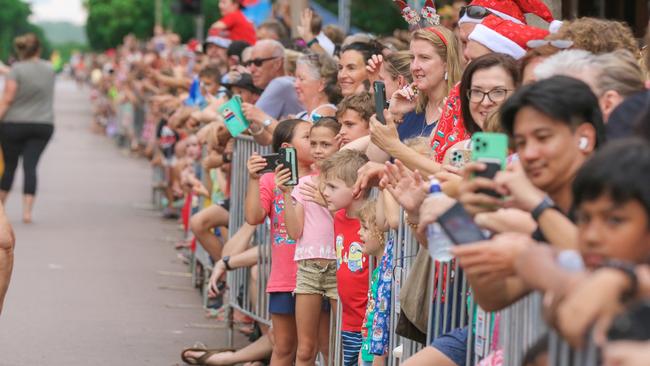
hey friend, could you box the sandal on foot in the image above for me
[181,347,236,365]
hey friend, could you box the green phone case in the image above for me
[218,95,250,137]
[471,132,508,168]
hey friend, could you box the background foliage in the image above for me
[0,0,52,62]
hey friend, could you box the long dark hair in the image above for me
[460,53,520,135]
[272,119,308,153]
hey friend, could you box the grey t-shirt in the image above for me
[3,60,56,124]
[255,76,304,120]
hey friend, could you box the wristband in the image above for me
[601,259,639,302]
[262,118,273,128]
[222,256,233,271]
[249,125,264,136]
[222,153,232,163]
[531,195,558,221]
[307,38,319,47]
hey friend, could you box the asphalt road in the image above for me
[0,79,231,365]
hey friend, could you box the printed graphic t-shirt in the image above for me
[292,175,336,261]
[335,209,369,332]
[259,173,297,293]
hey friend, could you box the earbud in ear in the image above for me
[444,71,448,81]
[579,137,589,150]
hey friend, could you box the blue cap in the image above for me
[429,179,441,194]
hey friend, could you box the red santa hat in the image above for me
[459,0,563,32]
[468,15,550,59]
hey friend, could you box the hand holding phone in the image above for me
[471,132,508,198]
[437,202,488,245]
[373,81,387,124]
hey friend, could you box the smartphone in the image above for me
[471,132,509,198]
[282,147,299,186]
[437,202,488,245]
[373,81,387,124]
[257,148,299,186]
[257,153,283,174]
[608,301,650,342]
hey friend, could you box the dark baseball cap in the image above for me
[227,40,251,59]
[222,72,262,94]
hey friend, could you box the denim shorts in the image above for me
[269,292,296,315]
[294,259,338,300]
[430,326,469,366]
[269,291,331,315]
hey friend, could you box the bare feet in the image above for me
[23,212,32,224]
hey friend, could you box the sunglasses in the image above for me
[459,5,493,20]
[526,39,574,49]
[243,56,279,67]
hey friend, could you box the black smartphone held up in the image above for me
[373,81,387,124]
[281,147,299,186]
[258,153,283,174]
[437,202,488,245]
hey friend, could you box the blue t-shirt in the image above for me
[396,111,436,142]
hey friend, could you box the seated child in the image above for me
[320,149,371,366]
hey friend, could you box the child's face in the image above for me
[185,136,201,161]
[310,126,339,165]
[359,223,384,257]
[200,76,220,96]
[290,122,315,166]
[577,193,650,269]
[322,178,354,211]
[338,109,370,145]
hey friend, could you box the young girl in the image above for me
[277,118,341,365]
[245,119,314,365]
[358,199,391,366]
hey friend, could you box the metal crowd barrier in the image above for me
[225,135,273,347]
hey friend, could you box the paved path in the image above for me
[0,79,232,365]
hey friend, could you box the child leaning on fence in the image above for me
[277,117,342,365]
[320,149,371,366]
[245,119,314,365]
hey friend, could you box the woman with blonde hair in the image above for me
[0,33,56,223]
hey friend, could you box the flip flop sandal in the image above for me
[181,347,236,365]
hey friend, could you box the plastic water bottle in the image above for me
[426,179,454,261]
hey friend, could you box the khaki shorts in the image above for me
[294,259,338,300]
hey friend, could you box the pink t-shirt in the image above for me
[291,175,336,261]
[259,173,297,293]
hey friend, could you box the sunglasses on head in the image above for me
[526,39,574,49]
[459,5,493,20]
[243,56,279,67]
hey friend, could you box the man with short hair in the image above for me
[242,40,304,145]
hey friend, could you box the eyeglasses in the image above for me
[459,5,493,20]
[468,88,512,103]
[243,56,279,67]
[526,39,574,49]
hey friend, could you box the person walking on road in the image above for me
[0,33,56,223]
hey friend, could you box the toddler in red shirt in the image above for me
[320,149,371,366]
[210,0,257,45]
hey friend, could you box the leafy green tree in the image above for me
[0,0,51,61]
[314,0,406,35]
[85,0,221,50]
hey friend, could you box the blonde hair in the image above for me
[358,199,385,244]
[14,33,41,60]
[383,51,413,83]
[320,149,369,187]
[283,49,302,77]
[548,17,638,55]
[412,27,464,113]
[404,137,434,158]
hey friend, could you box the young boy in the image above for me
[336,92,374,146]
[320,149,371,366]
[199,64,222,97]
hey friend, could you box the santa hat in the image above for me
[468,15,550,59]
[459,0,563,32]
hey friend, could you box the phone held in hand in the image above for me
[437,202,488,245]
[258,148,299,186]
[373,81,387,124]
[471,132,509,198]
